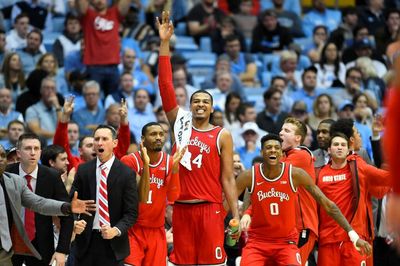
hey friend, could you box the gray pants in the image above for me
[0,248,13,266]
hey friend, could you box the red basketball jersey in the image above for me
[121,151,172,227]
[177,126,224,203]
[248,163,298,243]
[317,164,353,245]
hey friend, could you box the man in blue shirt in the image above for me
[302,0,341,37]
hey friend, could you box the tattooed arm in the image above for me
[291,166,372,256]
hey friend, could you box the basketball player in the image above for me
[121,122,185,266]
[157,11,239,265]
[236,134,371,265]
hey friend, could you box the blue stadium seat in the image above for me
[174,36,198,52]
[293,37,313,53]
[3,19,12,31]
[52,17,65,33]
[243,87,265,112]
[175,22,187,36]
[199,37,211,52]
[261,71,272,88]
[182,51,216,61]
[43,32,60,52]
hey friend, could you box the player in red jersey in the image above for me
[121,122,185,266]
[317,132,391,265]
[278,117,318,264]
[157,11,239,265]
[53,96,130,170]
[236,133,371,266]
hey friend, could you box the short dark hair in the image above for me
[134,88,149,99]
[271,76,287,85]
[236,102,254,121]
[0,29,5,35]
[346,67,362,79]
[319,119,335,126]
[14,13,29,24]
[385,8,400,21]
[313,25,328,35]
[142,122,162,136]
[261,133,283,148]
[28,28,43,43]
[41,144,66,167]
[353,24,368,38]
[64,12,79,27]
[263,87,282,101]
[78,136,93,148]
[189,89,214,105]
[17,133,41,149]
[94,125,117,139]
[329,132,350,147]
[7,120,25,130]
[330,118,354,139]
[301,66,318,79]
[225,34,240,44]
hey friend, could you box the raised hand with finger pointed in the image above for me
[156,11,174,42]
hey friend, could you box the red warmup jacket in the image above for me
[53,121,131,170]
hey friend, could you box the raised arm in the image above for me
[114,99,130,158]
[220,129,239,220]
[75,0,89,16]
[156,11,179,125]
[292,166,372,256]
[138,143,150,203]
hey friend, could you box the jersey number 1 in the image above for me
[146,190,153,204]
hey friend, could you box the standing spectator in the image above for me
[53,13,82,68]
[270,0,305,37]
[25,76,63,143]
[72,81,105,136]
[302,0,341,37]
[127,88,156,141]
[231,0,258,39]
[70,125,138,266]
[5,13,30,51]
[251,10,293,54]
[186,0,226,44]
[376,9,400,56]
[308,94,337,131]
[358,0,386,35]
[17,28,44,74]
[0,52,26,102]
[6,133,74,266]
[314,42,346,89]
[0,120,25,150]
[75,0,132,96]
[256,88,289,134]
[223,34,258,87]
[0,88,23,140]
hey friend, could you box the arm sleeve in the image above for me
[52,39,64,67]
[158,56,178,113]
[166,159,180,203]
[53,121,80,170]
[359,159,392,188]
[114,123,131,159]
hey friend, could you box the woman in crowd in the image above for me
[314,42,346,88]
[308,93,338,130]
[0,52,26,102]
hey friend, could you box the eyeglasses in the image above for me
[348,75,362,82]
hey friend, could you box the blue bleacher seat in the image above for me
[175,22,187,36]
[243,87,265,113]
[199,37,211,52]
[52,17,65,33]
[43,32,60,52]
[3,19,12,32]
[174,36,198,52]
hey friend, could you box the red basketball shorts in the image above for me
[318,241,367,266]
[125,224,167,266]
[169,202,226,265]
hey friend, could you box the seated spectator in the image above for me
[330,7,359,51]
[331,67,365,108]
[5,13,30,51]
[337,100,354,119]
[272,50,302,90]
[127,88,156,140]
[67,120,79,157]
[174,86,189,110]
[352,92,376,127]
[35,53,68,95]
[269,0,305,37]
[25,76,63,143]
[303,25,328,64]
[355,56,386,107]
[53,13,82,67]
[0,29,6,66]
[64,43,85,81]
[290,66,322,112]
[374,9,400,56]
[210,108,224,127]
[17,28,44,74]
[308,93,337,130]
[0,119,25,150]
[211,16,247,55]
[256,87,289,134]
[290,100,309,124]
[223,34,258,86]
[186,0,226,44]
[236,122,261,169]
[105,72,135,109]
[269,76,293,113]
[345,38,387,78]
[231,0,258,39]
[357,0,385,35]
[11,0,53,31]
[172,64,196,97]
[223,92,242,132]
[314,42,346,88]
[0,88,24,140]
[207,71,234,111]
[0,52,26,102]
[302,0,341,37]
[251,10,293,54]
[65,70,89,111]
[105,102,135,145]
[72,80,105,136]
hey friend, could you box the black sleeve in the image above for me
[53,39,64,67]
[251,26,265,53]
[371,138,382,168]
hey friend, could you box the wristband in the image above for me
[348,230,360,250]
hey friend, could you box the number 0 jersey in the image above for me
[177,126,224,203]
[249,162,298,243]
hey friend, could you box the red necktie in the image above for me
[99,164,110,227]
[25,175,36,241]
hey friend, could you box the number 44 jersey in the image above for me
[248,162,298,243]
[176,126,225,203]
